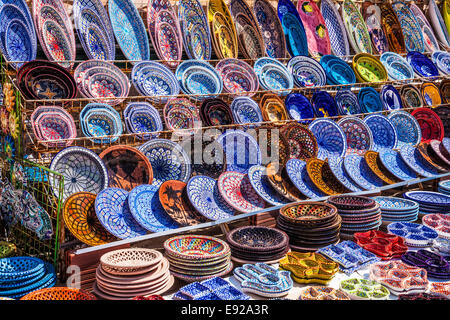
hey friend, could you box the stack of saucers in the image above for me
[404,191,450,215]
[0,257,56,299]
[372,196,419,223]
[327,195,382,238]
[438,180,450,195]
[276,202,341,251]
[93,248,173,300]
[226,226,290,263]
[164,235,233,282]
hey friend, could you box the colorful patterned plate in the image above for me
[379,3,406,54]
[342,0,372,54]
[391,1,425,53]
[278,0,308,57]
[306,158,348,195]
[343,154,385,190]
[353,53,388,83]
[411,108,444,143]
[337,117,373,156]
[208,0,238,59]
[364,114,398,151]
[378,149,417,181]
[309,119,346,160]
[399,144,439,177]
[247,165,288,206]
[286,159,326,199]
[388,111,421,147]
[320,0,350,56]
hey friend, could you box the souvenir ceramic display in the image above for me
[124,102,163,140]
[354,230,408,260]
[327,156,362,193]
[335,89,361,115]
[308,119,346,160]
[388,111,421,147]
[411,108,444,143]
[285,159,326,199]
[234,263,293,298]
[178,0,211,60]
[138,139,191,187]
[362,2,389,54]
[147,0,183,68]
[342,0,372,54]
[317,241,380,275]
[208,0,238,59]
[429,0,450,47]
[216,129,261,174]
[63,192,116,246]
[409,4,440,52]
[132,61,180,104]
[247,165,289,206]
[320,55,356,85]
[381,85,403,110]
[391,1,425,53]
[340,278,390,300]
[230,0,265,60]
[94,188,147,239]
[216,59,258,96]
[186,175,235,221]
[253,0,287,59]
[406,51,439,78]
[296,0,331,57]
[230,97,263,125]
[380,52,414,81]
[370,260,428,295]
[108,0,150,62]
[357,87,383,113]
[226,226,289,263]
[343,154,384,191]
[311,91,339,117]
[401,250,450,280]
[277,202,341,251]
[79,103,123,144]
[49,146,108,201]
[372,196,419,223]
[379,3,406,54]
[279,252,339,284]
[73,0,116,61]
[320,0,350,56]
[399,144,439,178]
[404,191,450,214]
[364,114,397,152]
[299,286,351,300]
[337,117,373,156]
[287,56,327,88]
[173,277,248,300]
[164,235,233,282]
[277,0,308,57]
[352,53,388,83]
[400,84,424,109]
[387,221,439,247]
[33,0,76,68]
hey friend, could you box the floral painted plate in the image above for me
[335,89,361,115]
[337,117,373,156]
[364,114,398,151]
[208,0,238,59]
[342,0,372,54]
[388,111,421,147]
[378,149,417,181]
[308,119,346,160]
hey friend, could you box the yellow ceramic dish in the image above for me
[421,82,442,107]
[208,0,238,59]
[364,151,398,185]
[444,0,450,36]
[260,94,288,123]
[352,53,388,83]
[306,158,348,196]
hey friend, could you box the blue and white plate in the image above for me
[335,89,361,116]
[357,87,383,113]
[128,184,179,232]
[406,51,439,78]
[391,1,425,53]
[257,61,293,95]
[186,175,235,221]
[285,159,326,199]
[284,93,315,122]
[247,165,288,206]
[327,156,362,192]
[216,129,261,174]
[320,0,350,57]
[364,114,397,151]
[404,191,450,207]
[387,111,421,147]
[378,149,417,181]
[372,196,419,212]
[277,0,308,57]
[108,0,149,62]
[287,56,327,87]
[123,102,163,140]
[399,144,438,178]
[138,139,191,187]
[380,51,415,80]
[95,187,147,239]
[311,91,339,117]
[308,119,347,160]
[431,51,450,75]
[387,222,438,247]
[230,96,263,125]
[381,85,402,110]
[343,154,384,190]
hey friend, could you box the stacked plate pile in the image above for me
[30,106,76,148]
[287,56,327,88]
[216,59,259,96]
[0,0,37,69]
[372,196,419,223]
[438,180,450,195]
[164,235,233,282]
[21,287,97,300]
[131,61,180,104]
[123,102,163,140]
[319,55,356,85]
[0,257,56,299]
[226,226,290,263]
[327,195,382,237]
[176,60,223,101]
[404,191,450,215]
[93,248,173,300]
[74,60,130,105]
[254,57,293,95]
[276,202,341,251]
[80,103,123,144]
[380,52,415,81]
[73,0,116,61]
[16,60,77,101]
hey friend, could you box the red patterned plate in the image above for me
[280,123,318,161]
[411,108,444,143]
[217,171,265,213]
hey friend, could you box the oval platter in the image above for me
[379,2,406,54]
[341,0,372,54]
[208,0,239,59]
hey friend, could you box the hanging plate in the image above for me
[341,0,372,54]
[379,3,406,54]
[208,0,238,59]
[320,0,350,56]
[361,1,389,54]
[391,1,425,53]
[277,0,308,57]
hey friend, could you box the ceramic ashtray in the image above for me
[340,278,390,300]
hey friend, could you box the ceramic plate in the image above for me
[378,149,417,181]
[278,0,308,57]
[327,156,363,192]
[391,1,424,53]
[364,114,397,151]
[388,111,421,147]
[309,118,347,160]
[399,144,438,177]
[337,117,373,156]
[320,0,350,56]
[247,165,288,206]
[286,159,326,199]
[381,85,403,110]
[342,0,372,54]
[343,155,385,190]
